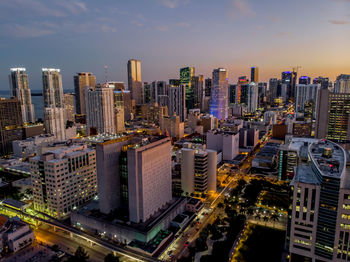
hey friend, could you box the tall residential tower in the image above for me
[127,59,142,105]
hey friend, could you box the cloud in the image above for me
[328,19,350,24]
[131,20,144,27]
[156,25,169,31]
[230,0,255,17]
[176,22,190,27]
[276,32,292,37]
[158,0,189,8]
[101,24,117,33]
[56,0,87,15]
[0,23,55,38]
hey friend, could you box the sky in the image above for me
[0,0,350,90]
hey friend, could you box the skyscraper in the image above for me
[42,68,66,141]
[127,59,142,105]
[334,74,350,93]
[205,78,212,97]
[180,67,195,110]
[9,68,35,124]
[64,93,75,123]
[251,67,259,83]
[315,88,350,143]
[168,83,186,122]
[287,139,350,261]
[0,98,23,156]
[85,85,115,135]
[299,76,311,85]
[247,82,258,113]
[193,75,204,109]
[282,71,297,101]
[210,68,229,120]
[74,72,96,115]
[295,84,320,116]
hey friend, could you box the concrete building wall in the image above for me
[181,149,195,195]
[207,150,217,192]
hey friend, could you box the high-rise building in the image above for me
[315,88,350,143]
[247,82,258,113]
[268,78,281,104]
[44,108,66,141]
[282,71,297,101]
[127,59,142,105]
[206,130,239,161]
[30,143,97,219]
[9,68,35,123]
[299,76,311,85]
[287,139,350,261]
[251,67,259,83]
[295,84,320,116]
[161,115,184,140]
[235,76,249,105]
[258,82,267,108]
[210,68,229,120]
[313,76,331,90]
[180,67,195,110]
[64,93,75,123]
[74,72,96,115]
[42,68,66,141]
[168,84,186,122]
[85,85,115,135]
[229,84,237,104]
[180,145,217,195]
[205,78,212,97]
[334,74,350,93]
[0,98,23,156]
[127,137,172,223]
[113,90,125,132]
[193,75,204,109]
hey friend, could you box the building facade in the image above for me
[127,59,142,105]
[210,68,229,120]
[74,72,96,115]
[9,68,35,123]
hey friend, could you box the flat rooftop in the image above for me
[309,140,345,178]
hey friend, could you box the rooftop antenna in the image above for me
[104,65,108,85]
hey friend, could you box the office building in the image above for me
[315,89,350,143]
[0,98,23,156]
[85,85,115,135]
[180,145,217,195]
[64,93,75,123]
[30,143,97,219]
[229,84,237,104]
[288,139,350,261]
[113,90,125,132]
[334,74,350,93]
[127,137,172,223]
[161,115,184,140]
[210,68,229,120]
[295,84,320,116]
[127,59,142,105]
[43,107,66,141]
[9,68,35,123]
[258,82,267,108]
[193,75,204,109]
[313,76,331,90]
[299,76,311,85]
[247,82,258,113]
[168,84,186,122]
[180,67,195,110]
[251,67,259,83]
[74,72,96,115]
[12,134,55,158]
[42,68,66,141]
[282,71,297,101]
[206,130,239,161]
[205,78,212,97]
[268,78,280,104]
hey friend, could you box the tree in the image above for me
[254,213,261,220]
[270,213,279,222]
[67,246,89,262]
[217,202,224,209]
[104,253,120,262]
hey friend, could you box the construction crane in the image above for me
[292,66,301,75]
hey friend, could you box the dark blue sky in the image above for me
[0,0,349,90]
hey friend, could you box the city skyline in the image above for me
[1,0,350,90]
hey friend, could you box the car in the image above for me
[56,251,65,258]
[184,241,189,247]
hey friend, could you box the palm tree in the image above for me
[254,213,261,220]
[217,202,224,209]
[263,215,269,222]
[270,213,279,222]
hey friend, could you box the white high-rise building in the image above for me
[295,84,320,113]
[169,85,186,122]
[247,82,258,113]
[334,74,350,93]
[180,144,217,195]
[9,68,35,123]
[42,68,66,141]
[127,137,172,223]
[30,143,97,219]
[85,86,115,135]
[44,108,66,141]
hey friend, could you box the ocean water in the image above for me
[0,89,74,121]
